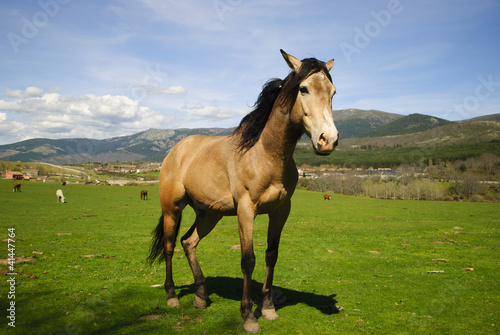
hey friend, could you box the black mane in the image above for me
[232,57,332,152]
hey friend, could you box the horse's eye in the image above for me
[299,86,309,95]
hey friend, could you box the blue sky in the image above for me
[0,0,499,144]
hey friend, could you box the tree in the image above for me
[456,173,486,198]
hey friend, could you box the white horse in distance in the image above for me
[56,189,65,203]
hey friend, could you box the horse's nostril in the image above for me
[318,133,328,145]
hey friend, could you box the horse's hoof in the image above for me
[193,294,207,309]
[242,320,261,333]
[167,298,180,307]
[261,308,279,320]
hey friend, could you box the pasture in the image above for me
[0,179,498,334]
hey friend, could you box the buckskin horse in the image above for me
[148,50,338,333]
[141,190,148,200]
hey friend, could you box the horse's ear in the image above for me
[325,59,334,71]
[280,49,302,72]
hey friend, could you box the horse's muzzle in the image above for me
[313,131,339,155]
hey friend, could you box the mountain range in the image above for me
[0,109,498,164]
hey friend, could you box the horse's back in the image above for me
[161,135,230,173]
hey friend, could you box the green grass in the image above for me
[0,180,499,334]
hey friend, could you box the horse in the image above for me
[56,189,65,203]
[324,194,331,200]
[12,183,21,192]
[147,50,338,333]
[141,190,148,200]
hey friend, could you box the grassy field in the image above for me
[0,179,498,334]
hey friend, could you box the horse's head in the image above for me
[281,50,338,155]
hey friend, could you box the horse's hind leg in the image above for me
[181,211,221,309]
[163,212,182,307]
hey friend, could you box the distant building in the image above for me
[5,170,24,180]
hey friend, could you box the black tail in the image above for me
[146,214,182,265]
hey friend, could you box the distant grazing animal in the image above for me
[62,181,66,186]
[13,183,21,192]
[147,50,338,333]
[324,194,331,200]
[141,190,148,200]
[56,189,65,203]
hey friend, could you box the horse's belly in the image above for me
[183,167,236,215]
[187,186,235,214]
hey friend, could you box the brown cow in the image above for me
[13,183,21,192]
[140,190,148,200]
[323,194,331,200]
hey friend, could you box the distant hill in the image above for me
[358,113,452,137]
[334,109,402,138]
[463,113,500,122]
[340,120,500,149]
[0,128,233,164]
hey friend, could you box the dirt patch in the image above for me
[140,315,162,320]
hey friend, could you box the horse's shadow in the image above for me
[177,276,341,317]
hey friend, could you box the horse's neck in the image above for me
[258,105,302,166]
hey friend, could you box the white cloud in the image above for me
[182,103,238,120]
[150,86,187,95]
[5,86,44,98]
[0,117,26,145]
[48,87,64,93]
[128,85,187,97]
[0,92,171,142]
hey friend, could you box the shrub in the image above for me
[470,194,483,202]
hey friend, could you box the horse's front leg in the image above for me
[262,199,290,321]
[237,200,260,333]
